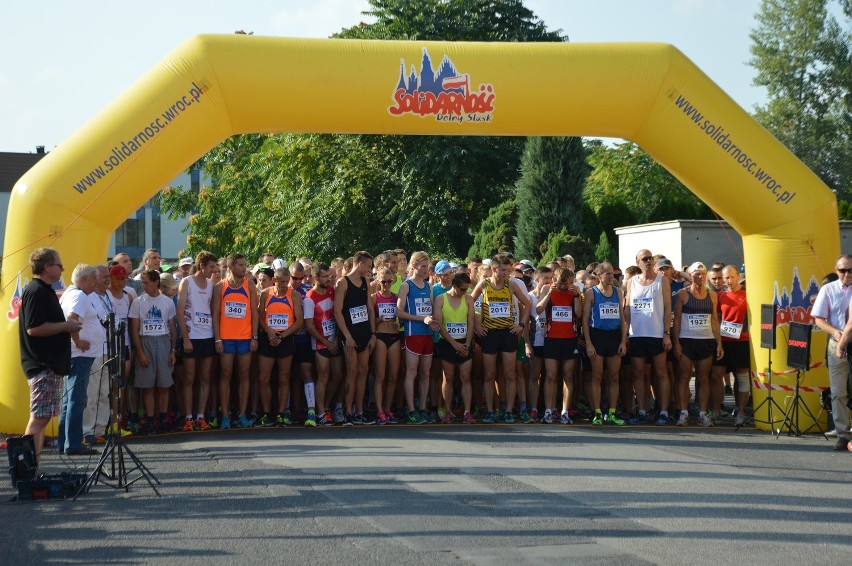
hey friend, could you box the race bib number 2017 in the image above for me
[489,301,510,318]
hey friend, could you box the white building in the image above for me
[615,219,852,271]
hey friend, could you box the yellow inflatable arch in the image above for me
[0,36,838,433]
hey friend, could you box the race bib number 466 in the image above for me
[552,306,573,323]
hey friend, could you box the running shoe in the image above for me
[519,410,532,424]
[276,412,292,426]
[627,413,646,425]
[249,413,258,426]
[196,417,212,431]
[333,407,345,424]
[385,411,399,424]
[209,417,219,429]
[182,419,195,432]
[259,414,275,427]
[542,411,554,424]
[305,410,317,427]
[676,413,689,427]
[482,411,497,424]
[494,409,504,421]
[353,413,374,425]
[106,423,133,437]
[407,411,421,424]
[236,414,252,428]
[376,411,389,425]
[560,412,573,425]
[504,412,515,424]
[655,414,669,426]
[606,412,625,426]
[591,412,603,425]
[319,410,335,426]
[734,414,747,427]
[220,416,232,430]
[441,410,454,424]
[698,414,714,427]
[463,412,477,424]
[342,413,354,427]
[529,409,539,422]
[424,410,437,424]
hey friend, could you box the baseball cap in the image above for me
[271,258,287,270]
[179,257,193,267]
[482,259,493,267]
[109,265,127,279]
[687,261,707,273]
[434,260,452,275]
[160,264,176,273]
[657,258,673,269]
[160,273,179,289]
[252,262,270,274]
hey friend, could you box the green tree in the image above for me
[467,198,517,259]
[538,228,595,267]
[160,133,403,260]
[583,142,712,225]
[514,137,589,262]
[749,0,851,198]
[594,231,615,264]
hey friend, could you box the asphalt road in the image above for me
[3,423,851,565]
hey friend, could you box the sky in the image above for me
[0,0,767,153]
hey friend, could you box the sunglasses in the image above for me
[640,256,653,262]
[838,268,852,275]
[292,276,304,281]
[380,280,394,284]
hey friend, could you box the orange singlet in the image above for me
[220,278,252,340]
[265,287,295,333]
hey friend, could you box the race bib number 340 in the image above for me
[225,301,247,319]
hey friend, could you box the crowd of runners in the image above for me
[47,244,761,449]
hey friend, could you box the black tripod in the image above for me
[774,368,828,438]
[76,314,161,498]
[741,347,785,431]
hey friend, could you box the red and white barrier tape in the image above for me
[750,359,829,393]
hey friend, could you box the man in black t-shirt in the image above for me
[18,247,82,463]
